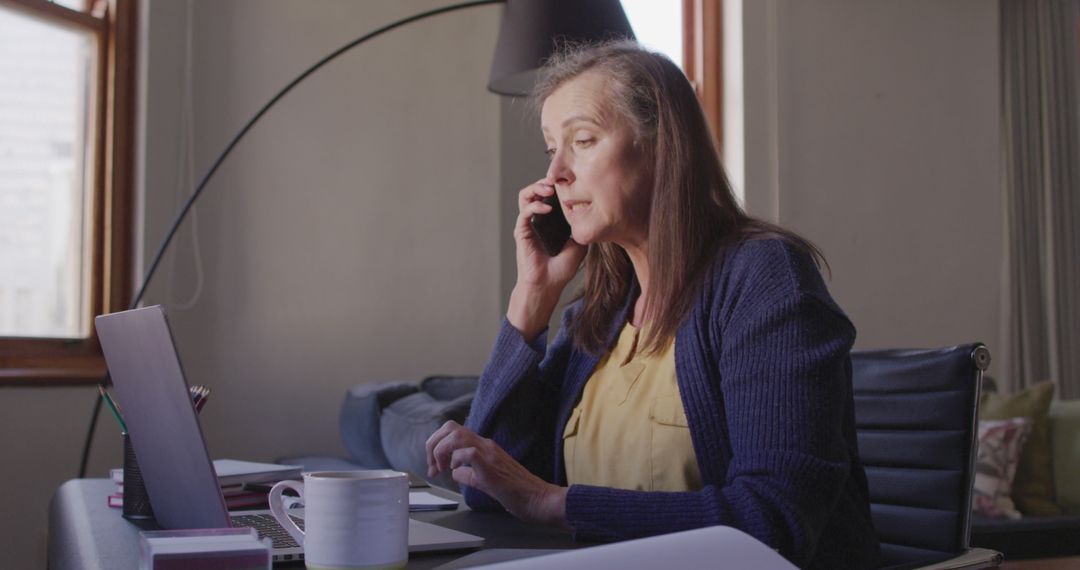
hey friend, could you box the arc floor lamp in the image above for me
[79,0,635,477]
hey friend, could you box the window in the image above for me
[0,0,135,385]
[622,0,721,152]
[0,7,95,339]
[621,0,722,149]
[620,0,684,69]
[682,0,722,148]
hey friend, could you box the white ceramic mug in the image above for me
[269,470,409,570]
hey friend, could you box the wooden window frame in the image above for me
[0,0,135,386]
[683,0,723,149]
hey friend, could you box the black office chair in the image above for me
[852,343,1003,569]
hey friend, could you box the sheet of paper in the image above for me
[470,526,797,570]
[409,491,458,511]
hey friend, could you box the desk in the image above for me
[1001,558,1080,569]
[49,479,581,569]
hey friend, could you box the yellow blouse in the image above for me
[562,323,702,492]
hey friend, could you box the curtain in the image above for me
[1000,0,1080,398]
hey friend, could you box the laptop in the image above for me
[96,305,484,564]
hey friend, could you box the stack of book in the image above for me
[139,528,271,569]
[109,459,302,510]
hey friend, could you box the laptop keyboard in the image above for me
[231,513,304,549]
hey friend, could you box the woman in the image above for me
[425,41,880,569]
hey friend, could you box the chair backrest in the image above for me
[851,343,991,568]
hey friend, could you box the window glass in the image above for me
[51,0,87,10]
[621,0,683,69]
[0,7,96,338]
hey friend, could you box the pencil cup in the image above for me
[122,433,154,520]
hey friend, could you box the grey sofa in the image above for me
[279,376,479,490]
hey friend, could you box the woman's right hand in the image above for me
[507,179,586,342]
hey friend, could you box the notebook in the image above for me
[96,305,484,564]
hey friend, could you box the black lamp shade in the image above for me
[487,0,636,96]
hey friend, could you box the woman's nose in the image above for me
[545,149,574,187]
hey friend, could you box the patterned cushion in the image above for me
[974,417,1033,519]
[980,380,1060,515]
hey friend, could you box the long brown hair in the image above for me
[534,41,826,356]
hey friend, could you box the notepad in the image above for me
[212,460,302,487]
[409,491,458,512]
[113,460,301,487]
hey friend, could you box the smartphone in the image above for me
[529,194,572,256]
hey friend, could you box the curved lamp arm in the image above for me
[130,0,503,311]
[81,0,504,478]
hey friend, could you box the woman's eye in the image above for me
[544,148,556,159]
[573,138,595,147]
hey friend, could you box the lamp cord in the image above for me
[78,0,504,478]
[170,0,204,312]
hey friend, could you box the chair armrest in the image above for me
[914,548,1003,570]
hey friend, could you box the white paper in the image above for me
[212,459,301,486]
[471,526,797,570]
[409,491,458,511]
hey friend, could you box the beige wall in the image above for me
[140,0,502,464]
[0,1,502,568]
[731,0,1002,352]
[0,387,120,567]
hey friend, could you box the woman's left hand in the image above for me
[425,420,568,528]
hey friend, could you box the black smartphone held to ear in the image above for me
[529,194,572,257]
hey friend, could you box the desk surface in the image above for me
[49,479,581,570]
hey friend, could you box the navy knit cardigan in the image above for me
[463,238,881,569]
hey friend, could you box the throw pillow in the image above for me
[380,391,474,491]
[980,380,1061,515]
[339,382,419,469]
[1050,400,1080,514]
[420,376,479,401]
[973,417,1032,519]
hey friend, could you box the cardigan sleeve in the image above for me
[564,292,857,568]
[462,304,581,511]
